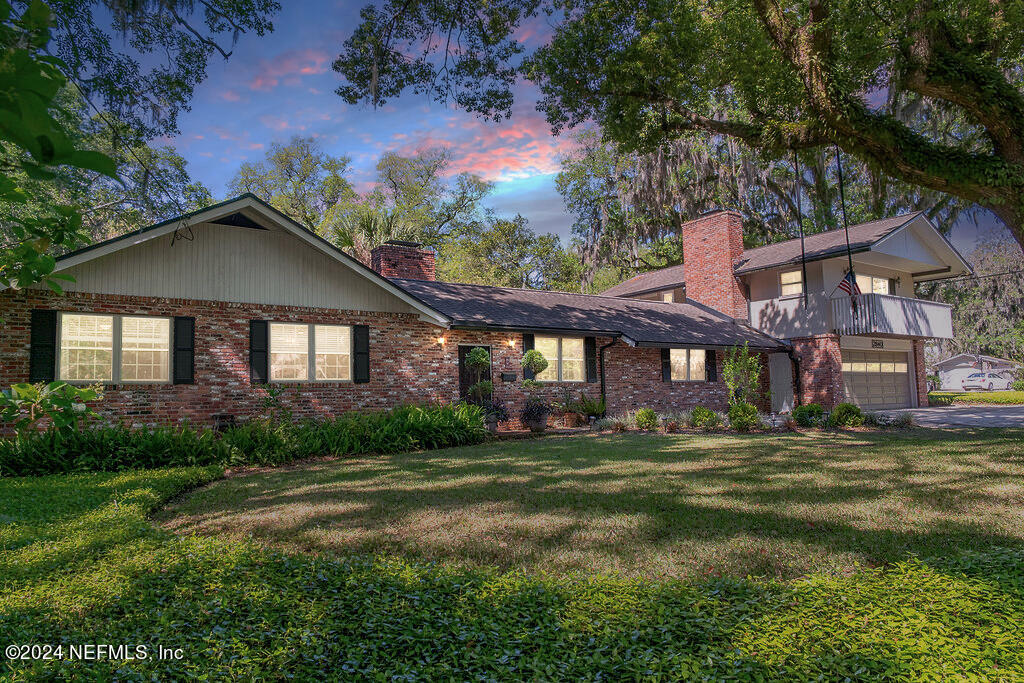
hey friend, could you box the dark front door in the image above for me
[458,345,492,402]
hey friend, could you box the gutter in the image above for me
[598,335,620,417]
[787,345,803,408]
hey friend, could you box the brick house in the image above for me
[0,194,968,425]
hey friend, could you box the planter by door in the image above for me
[458,345,492,402]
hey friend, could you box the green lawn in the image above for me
[3,432,1024,679]
[929,390,1024,405]
[164,430,1024,580]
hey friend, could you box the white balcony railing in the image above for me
[829,293,953,338]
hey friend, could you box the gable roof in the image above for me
[934,353,1021,369]
[392,278,785,350]
[599,264,686,298]
[47,194,451,326]
[734,214,922,274]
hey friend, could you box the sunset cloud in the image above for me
[248,49,330,91]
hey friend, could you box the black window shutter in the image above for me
[888,278,897,295]
[522,333,535,379]
[29,310,57,383]
[249,320,268,384]
[353,324,370,383]
[173,316,195,385]
[661,348,671,382]
[706,350,718,382]
[584,337,598,383]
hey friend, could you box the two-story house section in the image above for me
[601,211,973,412]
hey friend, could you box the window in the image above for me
[533,336,585,382]
[669,348,706,381]
[854,274,891,295]
[269,323,352,382]
[58,313,171,383]
[121,317,170,382]
[661,290,674,303]
[780,269,803,297]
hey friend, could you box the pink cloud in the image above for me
[220,89,242,102]
[209,126,265,150]
[259,115,293,131]
[248,49,330,92]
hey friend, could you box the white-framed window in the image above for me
[58,313,171,383]
[661,290,674,303]
[534,335,585,382]
[669,348,707,381]
[780,269,803,297]
[855,273,892,295]
[269,322,352,382]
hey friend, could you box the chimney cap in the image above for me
[382,239,424,249]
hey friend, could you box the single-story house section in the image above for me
[934,353,1021,391]
[0,194,786,427]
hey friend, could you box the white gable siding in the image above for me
[50,222,419,313]
[873,223,943,267]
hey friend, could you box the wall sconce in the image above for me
[436,336,446,345]
[506,338,516,347]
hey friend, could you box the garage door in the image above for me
[841,350,911,409]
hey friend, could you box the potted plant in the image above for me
[464,347,493,404]
[520,349,551,432]
[480,399,509,433]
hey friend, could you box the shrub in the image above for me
[690,405,721,429]
[792,403,824,427]
[929,393,955,406]
[0,403,486,477]
[479,399,509,422]
[520,400,552,424]
[892,412,915,428]
[575,392,606,418]
[728,402,759,432]
[0,381,102,434]
[828,402,864,428]
[1014,380,1024,391]
[663,420,679,433]
[722,342,765,406]
[634,407,658,430]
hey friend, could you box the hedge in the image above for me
[0,403,486,477]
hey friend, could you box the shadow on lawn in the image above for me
[162,430,1024,580]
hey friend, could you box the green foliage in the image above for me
[7,465,1022,678]
[464,346,491,372]
[467,380,493,402]
[828,403,865,428]
[633,407,658,430]
[793,403,824,427]
[722,343,764,406]
[0,404,486,477]
[928,390,1024,405]
[521,349,549,377]
[574,392,606,418]
[690,405,721,430]
[1014,380,1024,392]
[0,381,100,434]
[728,402,760,432]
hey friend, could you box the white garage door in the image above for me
[841,350,911,409]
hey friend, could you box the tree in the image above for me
[437,213,583,291]
[0,0,117,292]
[38,0,279,138]
[334,0,1024,250]
[558,129,972,289]
[931,239,1024,362]
[229,136,357,236]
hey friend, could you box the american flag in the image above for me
[837,270,861,297]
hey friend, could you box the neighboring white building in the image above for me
[934,354,1021,391]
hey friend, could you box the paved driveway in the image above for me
[882,405,1024,428]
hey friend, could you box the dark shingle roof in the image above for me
[392,278,784,350]
[734,213,920,274]
[599,264,686,297]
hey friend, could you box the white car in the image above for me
[961,372,1014,391]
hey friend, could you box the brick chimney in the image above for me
[370,240,436,280]
[681,210,748,320]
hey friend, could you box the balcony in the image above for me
[749,293,953,339]
[830,293,953,338]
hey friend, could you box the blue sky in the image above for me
[162,1,1011,256]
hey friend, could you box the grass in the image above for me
[3,432,1024,679]
[929,390,1024,405]
[164,430,1024,581]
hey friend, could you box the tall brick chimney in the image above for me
[681,210,748,320]
[370,240,436,281]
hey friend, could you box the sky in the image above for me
[162,1,1012,257]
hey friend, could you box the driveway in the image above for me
[882,405,1024,428]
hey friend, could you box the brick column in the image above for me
[790,334,843,409]
[911,339,929,407]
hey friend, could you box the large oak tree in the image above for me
[334,0,1024,249]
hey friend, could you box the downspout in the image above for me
[787,345,803,408]
[598,336,620,416]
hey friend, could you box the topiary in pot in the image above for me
[480,399,509,433]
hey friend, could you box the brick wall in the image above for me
[0,290,775,427]
[681,210,748,320]
[790,334,843,409]
[370,242,436,280]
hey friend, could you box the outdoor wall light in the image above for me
[437,336,446,345]
[506,338,516,347]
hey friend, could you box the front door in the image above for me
[458,345,492,402]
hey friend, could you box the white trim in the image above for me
[268,321,354,383]
[47,195,452,328]
[57,312,173,385]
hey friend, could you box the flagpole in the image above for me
[793,151,808,309]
